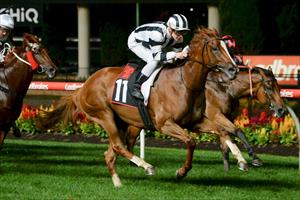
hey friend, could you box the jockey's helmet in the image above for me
[167,14,190,31]
[222,35,236,49]
[0,14,14,30]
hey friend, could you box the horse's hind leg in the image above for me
[99,112,154,187]
[235,128,263,167]
[104,143,121,187]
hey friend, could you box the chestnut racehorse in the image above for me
[126,66,286,171]
[0,33,57,150]
[39,27,238,187]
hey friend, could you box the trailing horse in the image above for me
[38,27,238,187]
[0,33,57,150]
[193,66,286,171]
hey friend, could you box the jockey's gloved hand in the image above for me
[175,50,188,60]
[183,45,190,54]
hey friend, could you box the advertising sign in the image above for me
[243,56,300,86]
[0,4,42,26]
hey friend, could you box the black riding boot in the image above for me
[131,74,148,100]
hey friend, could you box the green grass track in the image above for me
[0,139,299,200]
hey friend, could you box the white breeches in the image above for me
[128,33,159,77]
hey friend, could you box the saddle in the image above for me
[111,60,156,130]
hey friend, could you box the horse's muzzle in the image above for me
[272,105,286,118]
[216,63,239,80]
[37,65,56,79]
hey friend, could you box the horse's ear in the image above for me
[212,28,219,36]
[36,35,42,42]
[268,65,272,71]
[22,33,30,46]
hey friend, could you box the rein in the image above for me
[180,38,218,92]
[239,65,254,97]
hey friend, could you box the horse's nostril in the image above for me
[49,68,56,73]
[37,66,43,73]
[276,108,286,117]
[229,67,237,74]
[280,108,286,115]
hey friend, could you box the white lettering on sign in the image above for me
[29,82,48,90]
[65,83,83,91]
[0,7,39,24]
[280,90,294,98]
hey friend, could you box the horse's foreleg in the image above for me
[235,128,263,167]
[0,131,7,150]
[219,136,230,171]
[220,134,249,171]
[125,126,141,153]
[160,120,196,179]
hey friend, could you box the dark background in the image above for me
[2,0,299,70]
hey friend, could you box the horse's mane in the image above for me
[22,33,41,48]
[189,26,220,54]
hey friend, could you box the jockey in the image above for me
[0,13,14,63]
[128,14,190,100]
[0,13,20,137]
[222,35,244,65]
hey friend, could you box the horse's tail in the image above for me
[37,91,79,130]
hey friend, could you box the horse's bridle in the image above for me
[0,41,44,96]
[257,75,277,110]
[244,66,277,110]
[180,37,227,92]
[187,37,222,68]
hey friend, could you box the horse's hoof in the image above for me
[252,158,263,167]
[223,160,229,172]
[175,169,187,180]
[145,166,155,176]
[224,165,229,172]
[112,174,122,188]
[237,162,249,171]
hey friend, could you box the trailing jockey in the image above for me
[0,13,14,64]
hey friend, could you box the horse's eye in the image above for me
[266,81,273,87]
[212,46,219,53]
